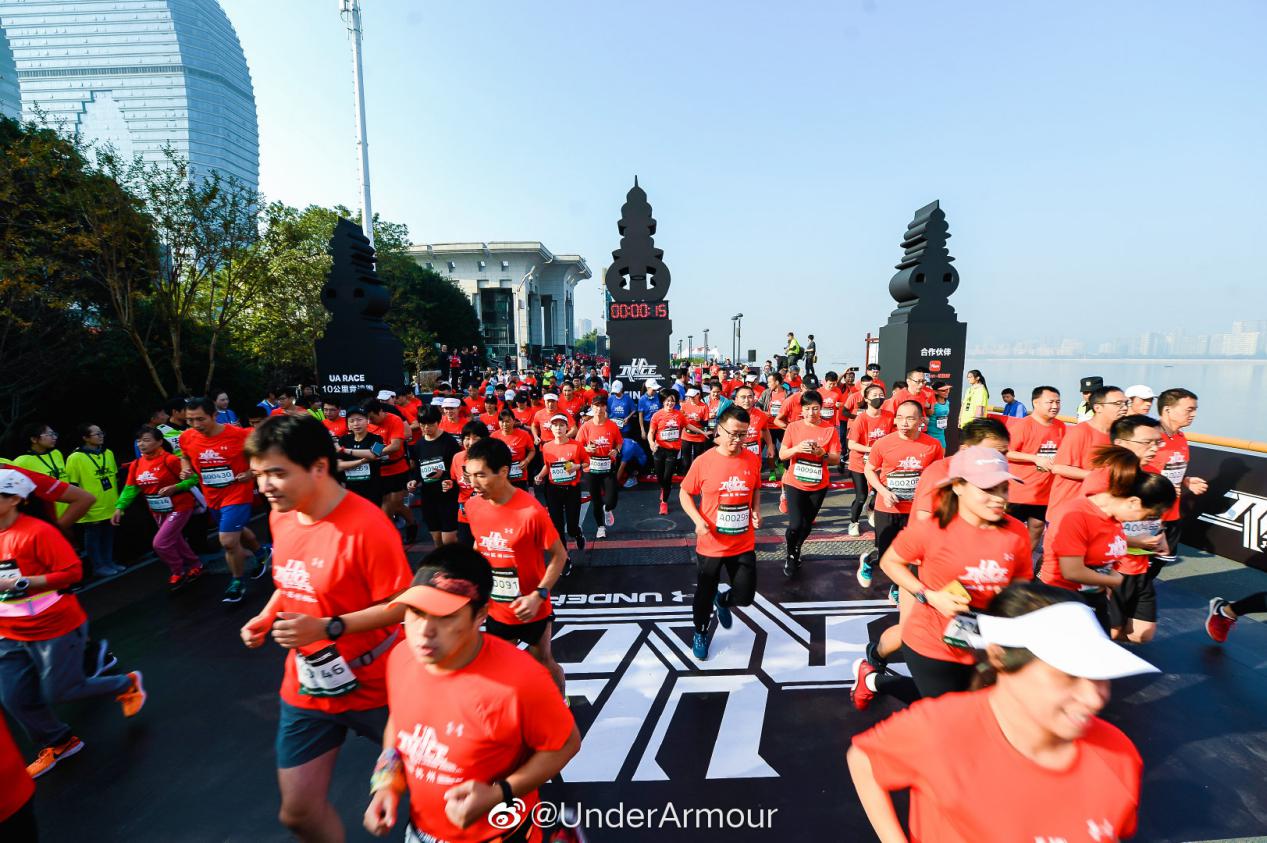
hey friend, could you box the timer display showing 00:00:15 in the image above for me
[608,302,669,321]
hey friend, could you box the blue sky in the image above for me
[220,0,1264,362]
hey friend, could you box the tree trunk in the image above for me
[170,322,187,395]
[203,327,219,395]
[126,327,168,395]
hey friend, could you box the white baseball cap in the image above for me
[441,397,461,409]
[685,387,700,397]
[1124,385,1155,401]
[429,396,444,406]
[0,469,36,499]
[503,389,517,401]
[745,374,758,382]
[976,601,1159,680]
[549,413,570,425]
[611,380,624,393]
[376,389,396,401]
[544,392,559,401]
[644,378,660,389]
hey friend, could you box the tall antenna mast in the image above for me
[339,0,374,250]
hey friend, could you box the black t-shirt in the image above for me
[413,433,462,496]
[337,431,384,503]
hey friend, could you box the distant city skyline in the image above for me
[970,318,1267,359]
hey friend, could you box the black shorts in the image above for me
[419,488,459,533]
[484,614,552,647]
[1109,571,1158,627]
[276,700,388,769]
[1008,503,1047,523]
[380,471,409,494]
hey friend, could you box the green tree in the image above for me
[574,328,598,354]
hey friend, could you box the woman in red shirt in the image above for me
[535,415,590,570]
[678,388,711,472]
[0,469,146,780]
[112,425,202,588]
[849,581,1154,843]
[1040,447,1175,630]
[778,390,841,576]
[577,399,624,539]
[493,410,535,490]
[648,390,687,516]
[845,384,894,536]
[446,421,489,549]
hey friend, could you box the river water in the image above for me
[818,357,1266,441]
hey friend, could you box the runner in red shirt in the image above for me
[530,393,574,446]
[732,384,774,463]
[319,399,349,440]
[889,368,935,417]
[438,397,466,437]
[680,405,762,661]
[113,425,202,588]
[861,401,943,589]
[1149,388,1208,566]
[447,421,489,548]
[778,390,841,576]
[239,415,412,843]
[558,382,587,419]
[865,363,886,394]
[363,546,580,842]
[849,582,1153,843]
[1005,385,1067,565]
[1041,448,1175,630]
[678,388,712,471]
[577,399,624,539]
[493,410,536,489]
[1047,385,1127,510]
[855,448,1030,709]
[462,438,568,694]
[845,384,894,537]
[648,390,687,515]
[818,370,846,435]
[367,400,416,544]
[535,415,590,566]
[0,469,146,780]
[180,397,270,603]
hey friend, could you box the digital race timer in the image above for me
[608,301,669,321]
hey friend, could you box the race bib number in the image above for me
[509,462,524,479]
[715,503,751,535]
[821,407,835,419]
[589,455,612,474]
[418,458,446,482]
[344,462,371,481]
[1162,461,1187,487]
[943,613,982,650]
[936,417,948,429]
[661,426,680,443]
[490,566,520,602]
[886,470,919,501]
[200,467,235,488]
[745,441,761,455]
[145,495,173,512]
[297,645,358,697]
[792,460,824,485]
[549,462,577,484]
[1037,441,1059,458]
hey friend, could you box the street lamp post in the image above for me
[339,0,374,250]
[734,313,743,365]
[703,329,710,363]
[687,335,694,364]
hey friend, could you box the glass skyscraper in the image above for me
[0,24,17,118]
[0,0,258,189]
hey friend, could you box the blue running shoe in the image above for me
[857,549,876,588]
[714,594,733,629]
[692,632,709,660]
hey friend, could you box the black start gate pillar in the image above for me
[315,217,405,402]
[877,201,968,450]
[605,178,673,384]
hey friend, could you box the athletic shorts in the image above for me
[1007,503,1048,523]
[209,502,253,534]
[484,615,551,647]
[380,470,409,494]
[419,490,459,533]
[275,699,388,769]
[1109,572,1158,627]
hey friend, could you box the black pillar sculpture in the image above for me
[315,217,405,402]
[877,201,968,448]
[605,178,673,383]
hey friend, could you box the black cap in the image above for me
[1079,376,1104,393]
[804,374,820,388]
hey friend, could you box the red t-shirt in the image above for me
[1147,429,1189,521]
[911,458,950,517]
[387,635,574,842]
[0,719,34,823]
[125,450,195,512]
[680,400,709,443]
[540,440,588,487]
[512,405,536,430]
[868,433,945,514]
[322,417,348,439]
[891,515,1031,663]
[465,490,560,626]
[680,448,762,557]
[1048,422,1111,511]
[776,391,804,426]
[438,416,465,437]
[450,451,477,523]
[558,395,587,419]
[1006,416,1067,506]
[741,406,772,457]
[179,424,254,507]
[532,407,574,439]
[576,420,624,476]
[269,492,412,712]
[852,690,1141,843]
[0,514,87,640]
[818,387,845,422]
[846,411,895,473]
[890,386,934,416]
[0,461,67,502]
[649,408,686,451]
[369,413,409,477]
[781,420,841,492]
[493,429,535,483]
[1040,496,1129,591]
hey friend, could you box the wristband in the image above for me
[369,747,406,795]
[494,779,514,806]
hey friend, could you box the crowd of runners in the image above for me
[0,341,1260,842]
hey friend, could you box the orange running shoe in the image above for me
[117,671,147,718]
[26,735,84,778]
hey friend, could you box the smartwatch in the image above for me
[913,589,928,605]
[13,577,30,593]
[536,587,550,601]
[326,616,346,640]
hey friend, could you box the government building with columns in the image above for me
[408,241,590,368]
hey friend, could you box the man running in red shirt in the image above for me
[1005,385,1067,569]
[239,415,412,843]
[1047,385,1127,511]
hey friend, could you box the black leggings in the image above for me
[693,551,757,634]
[682,439,712,472]
[654,448,680,502]
[872,510,909,560]
[588,471,619,526]
[849,471,870,523]
[785,486,828,555]
[545,483,584,549]
[1230,592,1267,616]
[874,645,975,704]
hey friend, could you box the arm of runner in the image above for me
[271,602,408,649]
[846,747,910,843]
[241,590,284,648]
[1185,476,1208,494]
[762,428,775,460]
[679,487,710,536]
[364,714,405,837]
[1050,463,1091,481]
[879,549,967,617]
[111,485,140,524]
[55,484,96,533]
[864,463,897,510]
[1006,449,1050,470]
[179,455,194,479]
[1057,555,1123,590]
[443,726,582,830]
[751,476,762,530]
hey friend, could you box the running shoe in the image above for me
[857,550,875,588]
[714,593,733,629]
[96,562,126,577]
[605,509,616,527]
[623,476,638,489]
[222,578,245,604]
[86,638,117,678]
[658,502,669,516]
[784,552,797,578]
[865,640,888,673]
[562,557,574,577]
[1206,597,1235,643]
[251,545,273,579]
[117,671,147,717]
[851,658,876,711]
[888,585,900,606]
[596,526,607,539]
[185,565,204,583]
[576,533,586,554]
[779,492,788,514]
[692,631,709,660]
[26,735,84,779]
[847,522,861,537]
[168,573,186,591]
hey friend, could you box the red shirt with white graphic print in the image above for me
[179,424,254,507]
[680,448,762,557]
[1006,416,1067,505]
[868,432,944,515]
[464,489,560,626]
[846,411,895,473]
[1047,422,1111,511]
[125,449,196,511]
[781,420,841,492]
[1147,428,1189,522]
[1040,495,1129,591]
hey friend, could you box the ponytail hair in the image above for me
[1090,445,1177,512]
[934,483,959,528]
